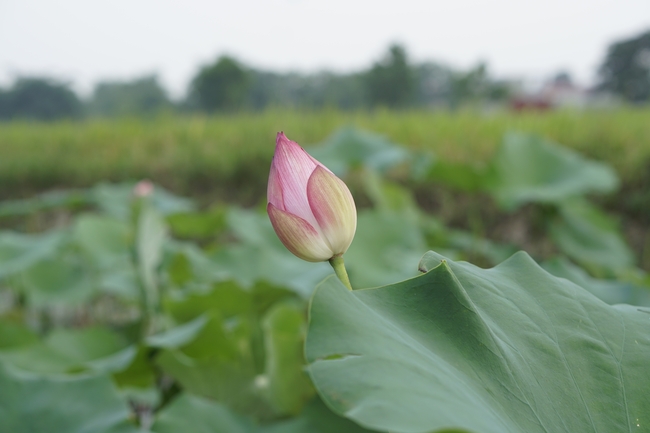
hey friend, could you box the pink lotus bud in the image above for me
[133,179,154,198]
[267,132,357,262]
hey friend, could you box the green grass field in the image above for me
[1,108,649,200]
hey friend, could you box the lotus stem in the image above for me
[329,255,353,290]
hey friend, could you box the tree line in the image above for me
[1,30,649,121]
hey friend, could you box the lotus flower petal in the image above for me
[307,166,357,256]
[268,133,326,228]
[267,203,334,262]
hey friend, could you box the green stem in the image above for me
[329,255,353,290]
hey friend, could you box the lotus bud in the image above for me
[267,132,357,263]
[133,179,154,198]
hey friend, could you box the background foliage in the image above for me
[598,29,650,103]
[0,120,649,431]
[89,76,171,118]
[2,27,648,121]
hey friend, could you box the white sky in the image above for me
[0,0,648,99]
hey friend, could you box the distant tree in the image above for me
[365,44,415,108]
[598,29,650,102]
[188,56,251,112]
[321,73,367,109]
[486,80,512,102]
[247,71,287,109]
[247,70,367,110]
[0,78,81,121]
[413,62,454,107]
[448,62,510,108]
[0,89,7,119]
[450,62,489,107]
[90,75,170,117]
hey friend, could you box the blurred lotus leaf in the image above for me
[308,127,432,178]
[489,133,619,209]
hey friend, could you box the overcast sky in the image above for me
[1,0,648,98]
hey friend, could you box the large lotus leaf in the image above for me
[0,363,139,433]
[164,281,254,322]
[212,242,330,298]
[72,214,141,300]
[308,127,431,178]
[163,240,219,289]
[543,257,650,307]
[0,327,135,374]
[113,345,157,390]
[358,173,510,268]
[306,251,650,433]
[151,393,372,433]
[155,313,266,414]
[98,264,140,300]
[0,321,39,349]
[157,281,300,416]
[151,393,254,433]
[91,183,142,221]
[164,279,299,379]
[445,230,517,267]
[212,208,331,297]
[261,302,314,415]
[260,398,375,433]
[0,189,89,218]
[428,160,491,192]
[166,205,227,240]
[358,169,513,268]
[344,210,426,288]
[112,344,161,409]
[73,214,131,268]
[0,230,66,280]
[19,254,95,307]
[360,170,421,218]
[0,182,188,224]
[157,282,302,409]
[91,182,194,221]
[550,200,635,274]
[146,315,210,349]
[489,133,619,209]
[162,280,295,324]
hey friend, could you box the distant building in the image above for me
[540,73,588,108]
[510,73,584,111]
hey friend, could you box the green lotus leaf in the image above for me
[306,251,650,433]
